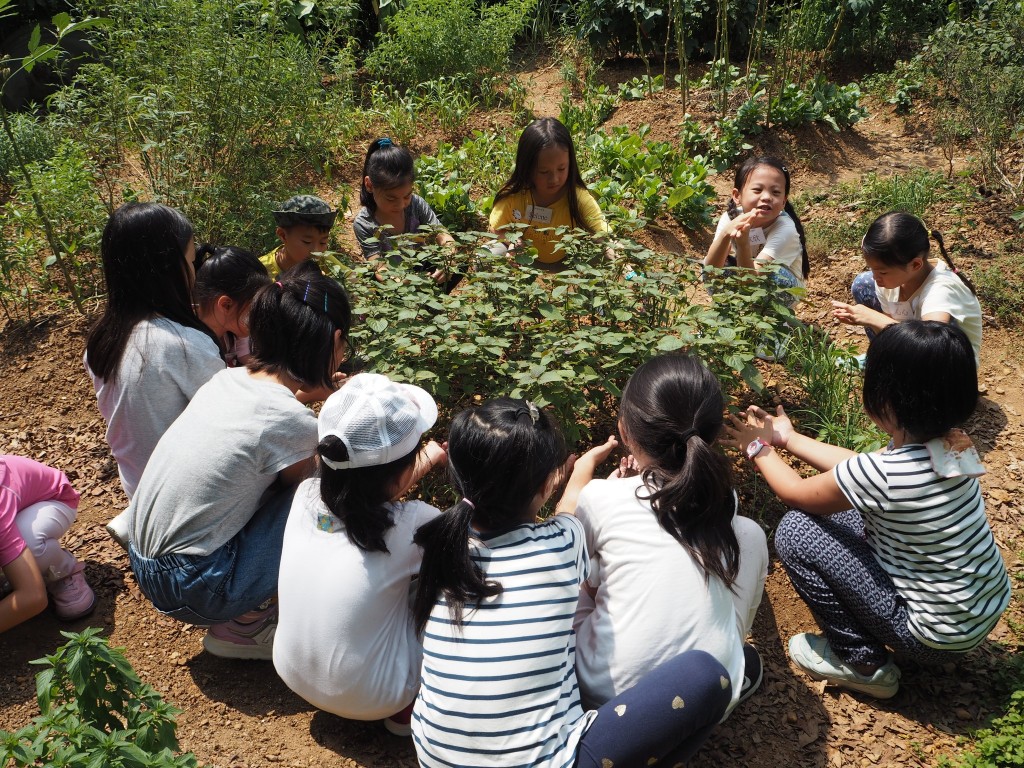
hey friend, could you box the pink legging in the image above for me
[15,501,78,581]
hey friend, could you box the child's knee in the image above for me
[15,502,76,551]
[850,271,875,302]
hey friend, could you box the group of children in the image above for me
[0,115,1008,766]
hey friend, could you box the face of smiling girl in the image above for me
[732,165,787,225]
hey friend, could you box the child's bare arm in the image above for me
[705,210,759,269]
[555,435,618,516]
[0,549,48,633]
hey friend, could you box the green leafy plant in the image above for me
[939,686,1024,768]
[345,230,794,444]
[583,125,714,227]
[0,628,205,767]
[0,113,54,184]
[365,0,536,90]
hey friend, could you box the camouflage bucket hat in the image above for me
[272,194,338,228]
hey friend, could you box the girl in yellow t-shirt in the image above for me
[489,118,608,264]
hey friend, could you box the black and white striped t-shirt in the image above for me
[412,514,596,768]
[834,445,1011,650]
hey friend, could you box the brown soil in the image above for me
[1,60,1022,768]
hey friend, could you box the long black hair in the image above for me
[619,355,739,588]
[863,211,976,294]
[413,398,567,633]
[86,203,209,381]
[863,320,978,443]
[317,436,419,553]
[727,155,809,279]
[494,117,595,232]
[246,261,352,390]
[360,137,415,215]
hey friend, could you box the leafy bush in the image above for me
[365,0,536,90]
[0,140,108,321]
[0,113,54,185]
[768,74,866,131]
[344,231,794,444]
[0,628,205,768]
[920,5,1024,201]
[52,0,340,246]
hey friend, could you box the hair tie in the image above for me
[303,281,312,303]
[275,280,283,288]
[680,428,699,443]
[462,498,475,510]
[524,403,540,428]
[376,137,393,148]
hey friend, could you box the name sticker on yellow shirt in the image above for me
[526,205,554,225]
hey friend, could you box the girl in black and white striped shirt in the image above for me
[411,398,734,767]
[726,320,1010,699]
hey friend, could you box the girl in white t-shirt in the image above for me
[726,321,1010,699]
[274,373,447,736]
[704,155,809,304]
[411,399,732,768]
[86,203,225,544]
[832,211,982,360]
[572,354,768,715]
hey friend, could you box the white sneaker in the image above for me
[106,510,131,550]
[788,633,900,699]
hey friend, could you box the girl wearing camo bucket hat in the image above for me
[274,373,447,737]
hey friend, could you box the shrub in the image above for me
[365,0,536,90]
[51,0,341,246]
[0,628,206,768]
[344,230,795,444]
[0,113,54,185]
[920,5,1024,201]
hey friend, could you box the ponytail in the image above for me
[620,355,740,589]
[931,229,976,295]
[639,434,739,588]
[413,500,502,633]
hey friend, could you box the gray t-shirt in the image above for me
[352,194,441,258]
[129,367,318,558]
[86,318,224,501]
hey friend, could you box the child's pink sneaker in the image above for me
[202,603,277,660]
[48,563,96,621]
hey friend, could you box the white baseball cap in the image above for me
[318,373,438,469]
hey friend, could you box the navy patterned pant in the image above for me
[851,271,883,340]
[775,509,958,668]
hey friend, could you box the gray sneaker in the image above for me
[788,633,900,699]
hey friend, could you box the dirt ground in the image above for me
[1,59,1022,768]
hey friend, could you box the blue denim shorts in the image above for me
[128,485,296,625]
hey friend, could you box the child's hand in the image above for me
[832,300,875,326]
[608,454,639,479]
[747,405,794,449]
[575,435,619,475]
[726,209,761,240]
[723,407,774,451]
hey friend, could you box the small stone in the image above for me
[955,708,972,721]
